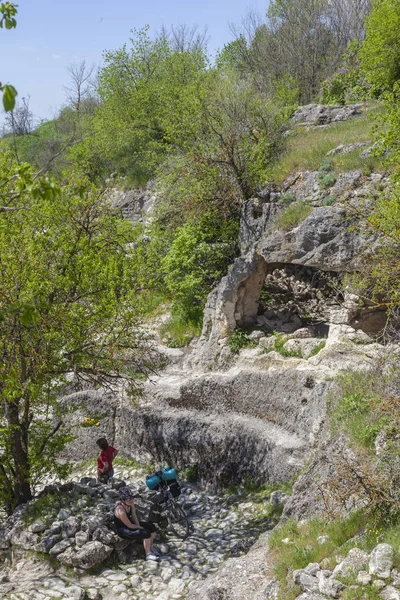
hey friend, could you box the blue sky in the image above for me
[1,0,269,122]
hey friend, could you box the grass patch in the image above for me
[269,510,371,597]
[181,463,199,482]
[330,370,388,450]
[279,192,296,203]
[322,195,337,206]
[23,492,64,526]
[159,314,201,348]
[272,101,385,184]
[228,328,257,354]
[263,332,303,358]
[138,291,171,318]
[274,202,313,232]
[309,341,326,356]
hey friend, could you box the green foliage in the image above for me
[320,40,371,105]
[360,0,400,94]
[309,341,326,356]
[159,314,202,348]
[331,369,395,449]
[274,202,313,231]
[271,103,383,184]
[263,332,303,358]
[228,328,257,354]
[76,27,208,182]
[161,212,239,323]
[269,510,371,597]
[279,192,296,204]
[317,171,337,189]
[326,366,400,519]
[181,463,199,483]
[0,152,157,512]
[0,2,18,111]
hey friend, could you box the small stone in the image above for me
[57,509,70,521]
[357,571,372,585]
[373,579,386,590]
[317,536,329,545]
[30,521,48,534]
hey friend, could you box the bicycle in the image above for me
[146,469,193,540]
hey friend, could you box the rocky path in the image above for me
[1,463,276,600]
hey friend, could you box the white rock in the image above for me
[370,544,394,579]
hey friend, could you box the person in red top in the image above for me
[96,437,118,483]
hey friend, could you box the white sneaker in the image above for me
[146,552,160,562]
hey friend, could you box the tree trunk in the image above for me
[5,401,32,507]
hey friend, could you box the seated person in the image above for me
[114,487,161,561]
[96,437,118,484]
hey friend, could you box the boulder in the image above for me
[62,516,81,538]
[333,548,369,577]
[49,538,74,556]
[317,570,345,598]
[58,540,113,569]
[369,544,394,579]
[380,586,400,600]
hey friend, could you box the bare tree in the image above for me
[4,95,34,136]
[327,0,372,44]
[160,24,209,53]
[63,60,97,114]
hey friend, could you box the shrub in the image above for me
[320,40,372,105]
[181,464,199,482]
[228,328,257,354]
[322,195,336,206]
[161,212,239,324]
[279,192,296,203]
[325,366,400,519]
[317,172,337,189]
[319,159,332,172]
[264,332,302,358]
[274,202,313,231]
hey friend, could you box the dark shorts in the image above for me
[115,520,157,540]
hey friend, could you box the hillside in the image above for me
[1,1,400,599]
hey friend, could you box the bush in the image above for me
[274,202,313,231]
[322,195,336,206]
[228,328,257,354]
[161,212,239,324]
[325,366,400,519]
[181,464,199,482]
[320,40,372,105]
[279,192,296,203]
[317,172,337,189]
[159,314,202,348]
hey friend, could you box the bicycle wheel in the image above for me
[166,500,191,539]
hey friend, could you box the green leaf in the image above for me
[2,84,17,111]
[20,304,40,327]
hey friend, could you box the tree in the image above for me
[73,26,208,182]
[227,0,371,103]
[3,95,34,136]
[0,153,158,512]
[63,60,98,115]
[0,2,18,111]
[360,0,400,93]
